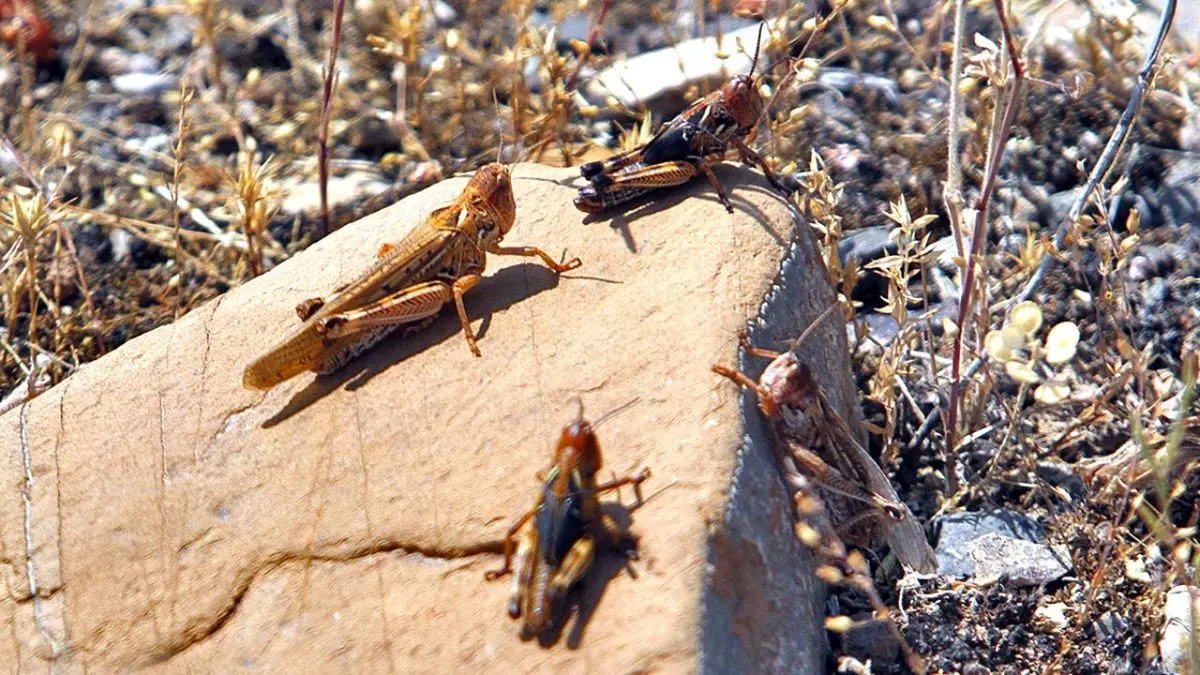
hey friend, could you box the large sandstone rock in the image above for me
[0,163,856,672]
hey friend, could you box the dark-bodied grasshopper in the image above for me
[574,24,788,214]
[242,163,580,390]
[713,336,938,573]
[485,401,650,639]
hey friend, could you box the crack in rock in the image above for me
[144,539,501,665]
[18,398,63,662]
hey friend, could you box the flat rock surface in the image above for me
[0,163,819,672]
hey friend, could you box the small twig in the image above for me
[564,0,614,93]
[171,81,192,317]
[317,0,348,238]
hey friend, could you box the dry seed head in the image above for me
[795,522,821,548]
[866,15,893,31]
[1045,322,1081,364]
[1174,542,1193,565]
[846,550,868,574]
[1034,380,1071,404]
[795,493,822,515]
[815,565,844,584]
[825,615,854,633]
[1011,301,1043,335]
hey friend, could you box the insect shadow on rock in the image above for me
[580,164,790,253]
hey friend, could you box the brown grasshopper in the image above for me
[242,163,580,390]
[485,401,651,639]
[574,24,788,214]
[713,336,938,573]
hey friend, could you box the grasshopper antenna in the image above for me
[593,396,640,428]
[783,303,840,352]
[567,395,586,424]
[492,87,505,164]
[749,20,765,77]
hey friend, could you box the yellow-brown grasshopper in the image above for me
[242,163,580,390]
[713,335,938,573]
[485,401,650,639]
[574,23,788,214]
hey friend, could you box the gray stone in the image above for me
[838,225,894,267]
[1160,585,1199,674]
[933,510,1046,578]
[1160,156,1200,228]
[967,533,1072,587]
[96,47,160,76]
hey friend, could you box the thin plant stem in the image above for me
[943,0,1026,489]
[318,0,348,237]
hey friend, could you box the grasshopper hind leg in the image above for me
[545,534,596,620]
[509,525,537,619]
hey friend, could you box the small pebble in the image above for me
[111,72,178,97]
[1095,610,1129,643]
[96,46,160,76]
[1160,586,1199,674]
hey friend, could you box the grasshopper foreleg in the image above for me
[692,158,735,213]
[735,331,783,360]
[450,274,483,356]
[731,136,789,195]
[487,245,582,274]
[595,467,652,505]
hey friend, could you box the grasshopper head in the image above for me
[758,352,815,418]
[553,415,603,484]
[724,73,764,134]
[470,162,517,238]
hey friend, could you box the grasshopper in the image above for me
[574,24,788,214]
[713,335,938,573]
[485,401,651,639]
[242,163,581,390]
